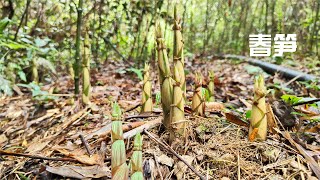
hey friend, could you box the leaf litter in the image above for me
[0,58,319,179]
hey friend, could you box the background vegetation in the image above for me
[0,0,319,93]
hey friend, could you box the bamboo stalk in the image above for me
[141,63,153,113]
[111,102,129,180]
[130,133,143,180]
[170,4,186,140]
[82,33,91,105]
[207,70,215,102]
[156,24,173,128]
[32,58,39,84]
[192,73,204,116]
[249,74,267,141]
[73,0,83,95]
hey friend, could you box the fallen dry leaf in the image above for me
[46,165,110,179]
[173,155,194,180]
[54,148,101,166]
[225,111,249,127]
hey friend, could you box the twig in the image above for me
[0,150,78,162]
[237,151,240,180]
[143,130,206,180]
[79,134,92,156]
[124,118,161,139]
[125,114,159,120]
[124,103,141,112]
[153,153,164,180]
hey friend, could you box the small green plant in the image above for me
[17,82,57,102]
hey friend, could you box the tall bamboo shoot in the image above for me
[156,24,173,128]
[170,4,186,139]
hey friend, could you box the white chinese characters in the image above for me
[249,34,297,57]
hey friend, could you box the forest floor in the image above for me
[0,57,319,180]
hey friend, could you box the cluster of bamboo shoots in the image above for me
[155,4,187,140]
[111,102,143,180]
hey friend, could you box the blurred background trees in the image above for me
[0,0,319,94]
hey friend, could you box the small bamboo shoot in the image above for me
[208,70,215,102]
[141,63,152,113]
[192,73,204,116]
[111,102,129,180]
[249,74,267,141]
[130,133,143,180]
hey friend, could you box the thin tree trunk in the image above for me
[14,0,31,41]
[310,0,320,51]
[203,0,209,54]
[264,0,269,34]
[73,0,84,95]
[181,0,189,32]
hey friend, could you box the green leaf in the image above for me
[127,68,143,80]
[35,37,49,47]
[281,95,302,105]
[246,110,252,119]
[18,71,27,82]
[0,18,11,33]
[0,75,13,96]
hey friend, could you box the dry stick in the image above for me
[79,134,92,156]
[153,153,164,180]
[0,150,78,162]
[143,130,206,180]
[125,114,159,120]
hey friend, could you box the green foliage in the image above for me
[300,80,320,91]
[281,95,302,105]
[0,75,13,96]
[126,67,143,80]
[17,82,57,102]
[155,91,161,107]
